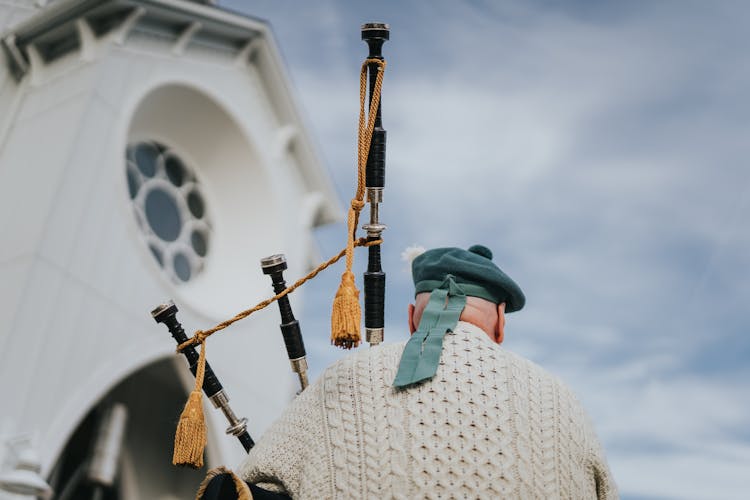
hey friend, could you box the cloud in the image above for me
[222,0,750,497]
[615,450,750,500]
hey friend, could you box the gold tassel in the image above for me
[331,270,361,349]
[173,390,207,468]
[173,338,208,468]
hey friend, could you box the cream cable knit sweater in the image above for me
[239,322,617,499]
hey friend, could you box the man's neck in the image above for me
[455,319,499,344]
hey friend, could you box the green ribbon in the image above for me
[393,275,467,388]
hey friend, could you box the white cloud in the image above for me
[615,451,750,500]
[223,0,750,497]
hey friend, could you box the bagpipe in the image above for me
[149,22,390,492]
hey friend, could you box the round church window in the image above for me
[126,141,212,283]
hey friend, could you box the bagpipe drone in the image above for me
[150,22,390,469]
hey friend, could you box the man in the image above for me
[212,244,617,498]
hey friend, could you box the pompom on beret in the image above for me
[412,244,525,313]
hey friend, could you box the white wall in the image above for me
[0,1,38,33]
[0,13,329,480]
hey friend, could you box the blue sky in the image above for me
[222,1,750,498]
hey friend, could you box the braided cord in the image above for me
[177,237,382,352]
[345,58,386,271]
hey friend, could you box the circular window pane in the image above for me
[187,191,205,219]
[133,143,159,177]
[145,189,182,242]
[126,141,212,284]
[165,155,185,187]
[126,165,140,199]
[191,230,208,257]
[173,253,191,282]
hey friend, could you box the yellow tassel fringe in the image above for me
[173,338,208,468]
[173,389,207,468]
[331,270,362,349]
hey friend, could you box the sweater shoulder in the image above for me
[501,347,568,387]
[319,340,406,381]
[499,346,587,409]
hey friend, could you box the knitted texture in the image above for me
[238,322,618,499]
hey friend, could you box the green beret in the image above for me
[412,244,525,313]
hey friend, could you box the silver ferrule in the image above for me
[209,390,248,436]
[366,327,384,345]
[367,187,383,204]
[362,22,390,31]
[260,253,286,269]
[290,357,309,390]
[209,389,229,409]
[150,300,174,318]
[364,189,386,237]
[367,188,383,229]
[363,222,387,238]
[370,202,379,223]
[226,417,248,437]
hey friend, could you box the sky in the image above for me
[222,1,750,498]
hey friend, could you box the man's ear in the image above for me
[496,302,506,344]
[408,303,416,334]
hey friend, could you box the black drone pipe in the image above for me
[361,22,389,346]
[261,254,309,392]
[151,301,255,453]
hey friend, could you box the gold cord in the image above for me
[176,237,381,353]
[194,467,252,500]
[330,57,386,349]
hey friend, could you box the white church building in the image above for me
[0,0,339,497]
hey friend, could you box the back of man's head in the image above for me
[407,244,524,344]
